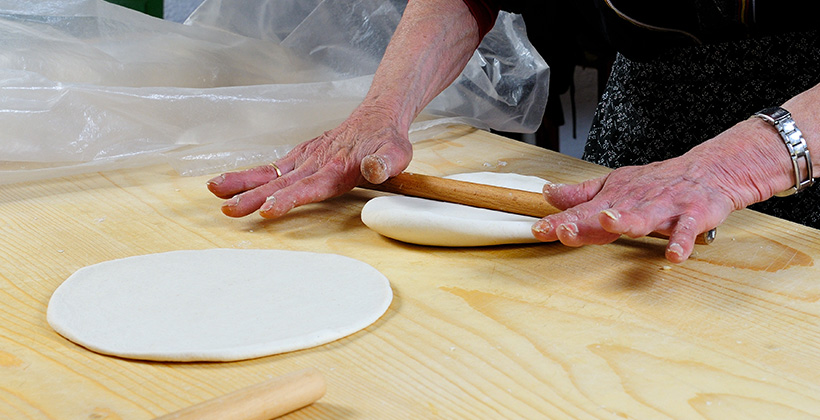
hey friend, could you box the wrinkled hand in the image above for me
[531,156,739,263]
[207,108,412,218]
[530,117,800,263]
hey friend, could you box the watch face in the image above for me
[760,106,790,121]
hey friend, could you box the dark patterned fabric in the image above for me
[584,30,820,227]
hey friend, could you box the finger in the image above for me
[665,215,700,263]
[531,218,558,242]
[531,207,585,242]
[219,164,308,217]
[598,208,674,239]
[360,139,413,184]
[553,221,621,247]
[259,171,355,218]
[532,194,612,242]
[543,176,607,210]
[207,163,287,199]
[220,183,279,218]
[598,208,702,262]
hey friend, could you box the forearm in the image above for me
[355,0,481,132]
[687,82,820,208]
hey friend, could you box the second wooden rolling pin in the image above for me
[360,172,716,245]
[154,368,325,420]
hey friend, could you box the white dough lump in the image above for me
[361,172,548,247]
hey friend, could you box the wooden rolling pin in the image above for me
[154,368,326,420]
[361,172,716,245]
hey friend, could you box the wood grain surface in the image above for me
[1,125,819,419]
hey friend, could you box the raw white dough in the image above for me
[361,172,548,247]
[47,249,392,362]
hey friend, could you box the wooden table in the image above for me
[2,126,819,419]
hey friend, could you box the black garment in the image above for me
[584,30,820,227]
[591,0,818,62]
[512,2,615,149]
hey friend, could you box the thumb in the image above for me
[360,140,413,184]
[543,176,606,210]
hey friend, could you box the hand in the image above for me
[528,93,820,263]
[207,0,479,219]
[206,107,412,218]
[533,118,793,263]
[531,150,747,263]
[530,116,802,263]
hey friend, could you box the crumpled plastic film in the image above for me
[0,0,548,184]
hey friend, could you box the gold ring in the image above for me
[270,162,282,177]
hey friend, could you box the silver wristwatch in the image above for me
[754,106,814,197]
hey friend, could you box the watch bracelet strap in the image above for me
[753,106,815,197]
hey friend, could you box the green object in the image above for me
[105,0,164,19]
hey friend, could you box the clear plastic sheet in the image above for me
[0,0,548,184]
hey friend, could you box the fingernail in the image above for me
[532,221,552,234]
[542,182,554,194]
[667,242,683,258]
[223,195,240,207]
[542,181,564,197]
[601,209,620,221]
[559,223,578,237]
[362,155,388,184]
[260,195,276,211]
[207,174,225,186]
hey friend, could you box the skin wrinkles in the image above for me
[207,0,820,263]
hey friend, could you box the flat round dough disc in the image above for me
[361,172,547,247]
[47,249,392,362]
